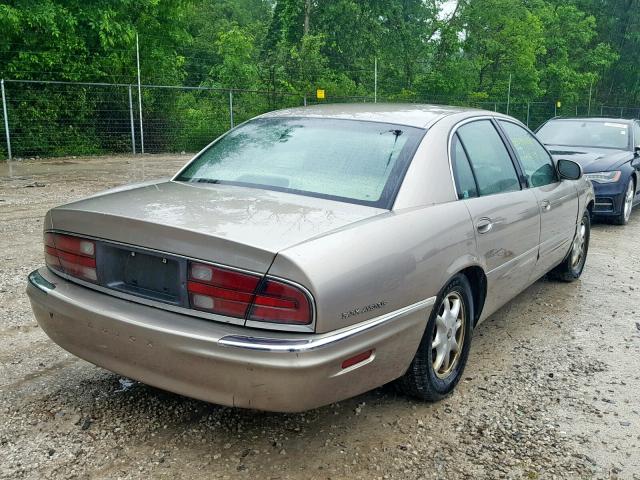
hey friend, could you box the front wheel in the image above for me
[612,178,635,225]
[396,274,474,402]
[548,210,590,282]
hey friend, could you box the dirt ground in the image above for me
[0,154,639,480]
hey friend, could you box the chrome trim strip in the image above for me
[218,296,437,352]
[28,269,56,293]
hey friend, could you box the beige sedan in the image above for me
[27,104,594,412]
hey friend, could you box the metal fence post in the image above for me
[303,94,307,107]
[136,34,145,154]
[128,85,136,155]
[1,79,12,161]
[229,89,234,128]
[506,73,512,115]
[526,102,530,127]
[374,57,378,104]
[600,105,603,116]
[620,106,624,117]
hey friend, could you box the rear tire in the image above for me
[396,274,474,402]
[548,210,590,282]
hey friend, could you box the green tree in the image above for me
[536,2,616,103]
[460,0,546,100]
[2,0,639,158]
[207,27,260,89]
[572,0,640,103]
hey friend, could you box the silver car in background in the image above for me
[27,104,594,412]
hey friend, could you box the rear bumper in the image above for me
[27,268,433,412]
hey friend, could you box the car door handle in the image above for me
[476,217,493,234]
[540,200,551,212]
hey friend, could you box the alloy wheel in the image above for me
[571,218,587,269]
[432,292,466,379]
[623,181,635,223]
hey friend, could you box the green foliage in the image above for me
[461,0,546,100]
[535,2,617,103]
[0,0,638,157]
[208,27,260,89]
[571,0,640,103]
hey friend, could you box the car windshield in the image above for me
[174,117,424,208]
[537,120,630,150]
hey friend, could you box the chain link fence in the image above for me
[0,80,308,159]
[2,79,640,160]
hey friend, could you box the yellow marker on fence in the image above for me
[316,89,325,100]
[556,101,562,108]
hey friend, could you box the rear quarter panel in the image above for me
[578,176,596,217]
[268,201,477,334]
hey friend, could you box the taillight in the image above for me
[44,233,97,282]
[187,262,261,318]
[187,262,312,325]
[247,279,312,325]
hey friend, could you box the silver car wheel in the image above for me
[571,219,587,268]
[432,292,465,379]
[623,180,635,222]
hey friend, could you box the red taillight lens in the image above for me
[44,233,97,282]
[248,279,312,325]
[187,261,312,325]
[187,262,261,318]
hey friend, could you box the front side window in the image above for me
[499,121,557,188]
[537,120,631,150]
[456,120,521,196]
[175,117,424,208]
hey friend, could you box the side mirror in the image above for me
[635,146,640,157]
[557,159,583,180]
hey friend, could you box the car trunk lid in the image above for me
[48,180,385,273]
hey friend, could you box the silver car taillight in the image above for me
[187,262,312,325]
[45,233,97,282]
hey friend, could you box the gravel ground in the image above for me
[1,155,639,480]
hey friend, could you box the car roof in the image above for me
[257,103,488,129]
[546,117,637,124]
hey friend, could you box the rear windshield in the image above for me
[174,117,424,208]
[537,120,630,150]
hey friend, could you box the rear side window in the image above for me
[499,121,557,188]
[457,120,521,196]
[451,134,478,199]
[175,117,424,208]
